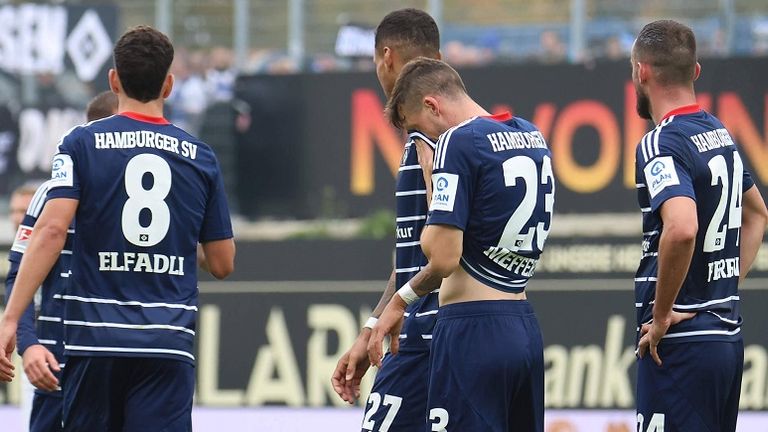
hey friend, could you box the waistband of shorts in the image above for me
[437,300,533,319]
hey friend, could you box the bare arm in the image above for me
[637,197,698,365]
[653,197,698,320]
[370,268,397,318]
[367,224,461,366]
[0,198,77,380]
[201,238,235,279]
[739,186,768,283]
[420,224,463,280]
[4,199,77,323]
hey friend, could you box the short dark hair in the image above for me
[86,91,118,121]
[113,26,174,103]
[634,20,697,86]
[375,8,440,59]
[386,57,466,129]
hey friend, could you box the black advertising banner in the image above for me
[0,3,118,191]
[235,58,768,219]
[3,281,755,409]
[2,270,768,408]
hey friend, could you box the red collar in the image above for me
[661,104,701,122]
[119,111,170,125]
[484,111,513,122]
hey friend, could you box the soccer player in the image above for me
[6,183,37,424]
[369,58,554,432]
[85,91,118,123]
[9,185,36,232]
[4,92,119,432]
[0,26,235,431]
[330,9,442,431]
[631,20,768,432]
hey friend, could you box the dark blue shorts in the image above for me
[636,339,743,432]
[427,300,544,432]
[361,349,430,431]
[62,356,194,432]
[30,393,63,432]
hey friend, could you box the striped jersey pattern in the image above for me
[634,106,754,343]
[7,180,72,393]
[395,131,440,352]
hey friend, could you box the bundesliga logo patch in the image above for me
[11,225,33,253]
[644,156,680,199]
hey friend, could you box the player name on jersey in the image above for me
[707,257,739,282]
[98,251,185,275]
[94,131,199,160]
[483,246,538,277]
[689,128,735,153]
[487,130,548,153]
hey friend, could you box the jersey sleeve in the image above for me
[46,129,82,201]
[4,260,39,355]
[742,164,755,192]
[426,125,478,230]
[199,165,234,242]
[639,128,696,212]
[407,130,437,150]
[6,183,54,354]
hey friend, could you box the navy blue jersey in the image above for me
[427,113,554,293]
[46,112,233,365]
[634,105,754,343]
[395,131,439,352]
[6,180,71,377]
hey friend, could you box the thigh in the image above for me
[427,314,541,432]
[636,341,743,432]
[30,394,64,432]
[122,358,194,432]
[62,356,125,432]
[361,350,430,432]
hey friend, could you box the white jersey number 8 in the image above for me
[121,153,172,247]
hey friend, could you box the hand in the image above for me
[331,328,372,404]
[22,345,60,392]
[0,319,17,382]
[367,296,407,368]
[637,311,696,366]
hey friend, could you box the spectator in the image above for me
[538,30,567,63]
[206,46,236,102]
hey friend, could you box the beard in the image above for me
[635,86,652,120]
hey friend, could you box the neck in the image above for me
[650,84,697,124]
[118,96,165,118]
[449,96,491,125]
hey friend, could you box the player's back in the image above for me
[429,113,554,293]
[48,112,232,364]
[635,106,751,342]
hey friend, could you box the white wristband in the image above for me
[397,282,420,305]
[363,316,378,329]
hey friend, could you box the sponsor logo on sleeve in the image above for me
[644,156,680,199]
[50,154,74,188]
[430,173,459,212]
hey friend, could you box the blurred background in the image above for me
[0,1,768,431]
